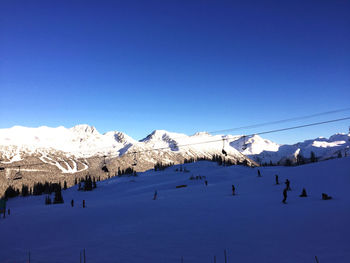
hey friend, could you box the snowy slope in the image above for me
[1,158,349,263]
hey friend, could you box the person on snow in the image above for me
[282,188,288,204]
[153,190,158,200]
[205,180,208,186]
[83,200,85,208]
[275,175,279,185]
[232,185,236,196]
[299,188,307,197]
[322,193,332,200]
[285,179,291,191]
[257,169,261,177]
[71,199,74,207]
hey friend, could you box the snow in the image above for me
[1,157,350,263]
[0,125,136,159]
[240,133,350,165]
[0,125,349,166]
[38,153,82,174]
[1,152,23,163]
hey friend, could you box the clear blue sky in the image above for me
[1,0,349,143]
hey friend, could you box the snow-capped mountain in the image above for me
[1,124,349,195]
[0,126,253,165]
[0,124,136,159]
[0,125,256,195]
[233,133,350,165]
[1,125,349,168]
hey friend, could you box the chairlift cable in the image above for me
[1,116,349,170]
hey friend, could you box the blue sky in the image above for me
[1,0,349,143]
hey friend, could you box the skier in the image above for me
[7,209,10,216]
[71,199,74,207]
[232,185,235,196]
[322,193,332,200]
[83,200,85,208]
[153,190,158,200]
[299,188,307,197]
[205,180,208,186]
[257,169,261,177]
[282,188,287,204]
[285,179,291,191]
[275,175,279,185]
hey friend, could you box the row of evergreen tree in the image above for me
[2,181,68,200]
[212,154,249,166]
[2,173,101,199]
[154,161,174,171]
[262,150,346,167]
[155,155,250,172]
[116,167,136,176]
[78,175,97,191]
[45,186,64,205]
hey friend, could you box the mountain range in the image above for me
[0,124,349,194]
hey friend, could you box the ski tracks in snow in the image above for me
[39,153,89,173]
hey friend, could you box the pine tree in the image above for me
[45,195,52,205]
[310,151,317,163]
[53,187,64,204]
[4,186,19,199]
[285,159,292,166]
[21,185,29,197]
[296,153,305,165]
[83,176,93,191]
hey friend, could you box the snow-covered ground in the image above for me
[1,157,349,263]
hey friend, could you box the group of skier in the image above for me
[257,169,308,204]
[152,168,331,203]
[70,199,86,208]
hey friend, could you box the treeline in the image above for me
[154,155,250,171]
[2,174,102,200]
[154,162,174,171]
[116,167,137,176]
[260,150,345,167]
[45,184,64,205]
[212,154,248,166]
[3,181,67,200]
[78,175,97,191]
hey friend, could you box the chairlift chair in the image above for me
[221,138,228,156]
[242,135,248,151]
[101,155,109,173]
[132,151,137,166]
[13,166,23,180]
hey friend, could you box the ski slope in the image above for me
[1,158,350,263]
